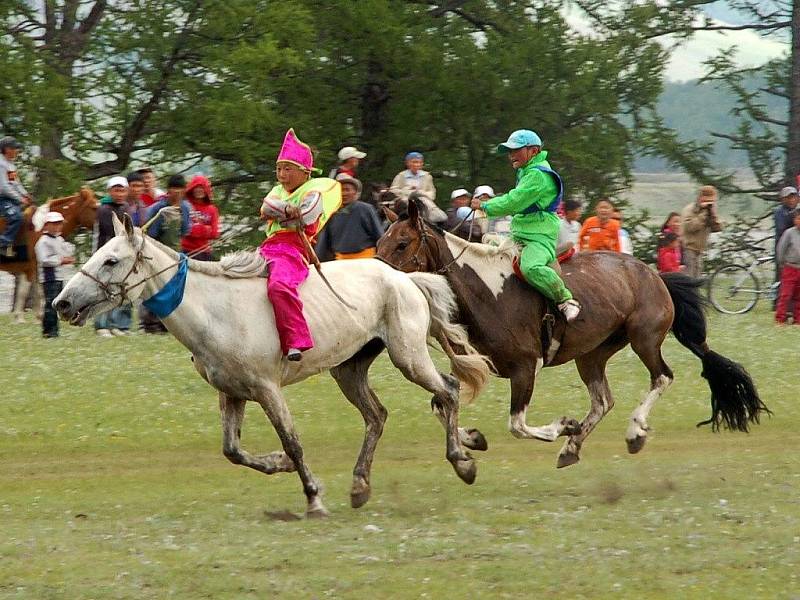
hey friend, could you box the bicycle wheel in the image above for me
[708,264,760,314]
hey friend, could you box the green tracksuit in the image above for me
[480,151,572,303]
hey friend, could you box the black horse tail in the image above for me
[660,272,771,432]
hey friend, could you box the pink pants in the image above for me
[260,236,314,354]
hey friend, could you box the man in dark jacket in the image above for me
[93,176,134,337]
[316,174,384,260]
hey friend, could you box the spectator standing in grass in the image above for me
[138,167,165,207]
[681,185,722,277]
[181,174,219,261]
[140,174,191,334]
[557,198,583,251]
[126,171,149,227]
[34,212,75,338]
[657,232,684,273]
[775,208,800,325]
[329,146,366,180]
[315,174,383,260]
[93,176,134,337]
[579,198,620,252]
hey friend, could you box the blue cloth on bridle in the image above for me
[142,254,188,318]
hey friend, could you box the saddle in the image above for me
[511,244,576,282]
[0,209,33,263]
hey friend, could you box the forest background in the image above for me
[1,0,796,256]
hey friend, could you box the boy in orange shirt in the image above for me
[579,198,621,252]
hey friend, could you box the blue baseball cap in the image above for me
[405,151,423,161]
[496,129,542,154]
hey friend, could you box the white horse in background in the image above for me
[54,213,491,516]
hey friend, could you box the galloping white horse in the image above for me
[54,213,491,516]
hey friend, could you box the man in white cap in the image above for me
[776,186,798,247]
[471,129,580,321]
[330,146,367,180]
[93,175,134,337]
[34,211,75,337]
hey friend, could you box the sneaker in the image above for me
[558,299,581,322]
[110,328,129,336]
[96,328,114,338]
[2,245,14,258]
[286,348,302,362]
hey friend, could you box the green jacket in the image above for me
[480,151,560,243]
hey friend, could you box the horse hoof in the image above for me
[306,506,331,519]
[454,458,477,485]
[557,452,580,469]
[350,480,371,509]
[626,435,647,454]
[563,418,582,436]
[465,428,488,451]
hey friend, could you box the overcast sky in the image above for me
[665,2,787,82]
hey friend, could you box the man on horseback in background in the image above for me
[471,129,580,321]
[0,136,32,257]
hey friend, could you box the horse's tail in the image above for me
[660,272,771,432]
[407,272,492,403]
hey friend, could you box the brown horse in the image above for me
[375,200,769,468]
[0,187,97,321]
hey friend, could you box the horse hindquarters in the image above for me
[660,273,770,432]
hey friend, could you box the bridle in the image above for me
[378,219,470,275]
[78,235,185,307]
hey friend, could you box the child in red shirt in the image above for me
[181,174,219,260]
[657,232,683,273]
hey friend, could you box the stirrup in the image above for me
[286,348,302,362]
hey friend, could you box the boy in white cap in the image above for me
[34,212,75,337]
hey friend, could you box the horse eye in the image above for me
[104,258,118,267]
[397,241,408,251]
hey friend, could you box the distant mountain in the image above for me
[634,76,787,172]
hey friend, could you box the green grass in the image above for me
[1,306,799,599]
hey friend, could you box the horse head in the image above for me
[54,213,148,325]
[376,197,450,273]
[76,187,99,230]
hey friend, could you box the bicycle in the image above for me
[707,244,780,314]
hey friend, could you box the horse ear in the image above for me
[383,206,399,223]
[122,212,135,242]
[112,212,126,237]
[407,197,421,229]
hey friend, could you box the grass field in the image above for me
[1,305,799,599]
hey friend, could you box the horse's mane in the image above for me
[145,234,267,279]
[444,232,516,259]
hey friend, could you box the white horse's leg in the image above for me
[625,374,672,453]
[557,354,615,468]
[330,339,388,509]
[219,392,295,474]
[13,274,31,324]
[256,385,328,518]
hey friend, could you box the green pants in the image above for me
[518,235,573,303]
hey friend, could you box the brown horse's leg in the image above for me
[330,340,388,509]
[557,346,620,468]
[13,272,31,323]
[508,362,581,442]
[219,392,296,475]
[624,336,673,454]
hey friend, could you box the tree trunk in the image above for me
[360,55,391,180]
[786,0,800,186]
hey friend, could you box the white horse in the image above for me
[54,213,491,516]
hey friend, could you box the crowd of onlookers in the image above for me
[10,133,800,336]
